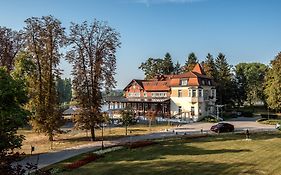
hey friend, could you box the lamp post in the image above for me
[101,123,104,150]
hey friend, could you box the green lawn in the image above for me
[59,132,281,175]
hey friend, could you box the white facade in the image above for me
[170,86,216,121]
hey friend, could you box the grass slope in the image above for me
[61,132,281,175]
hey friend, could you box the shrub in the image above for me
[125,141,156,149]
[241,111,253,117]
[260,119,281,125]
[198,116,219,123]
[261,114,278,119]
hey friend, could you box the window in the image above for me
[188,89,192,97]
[180,79,188,86]
[211,89,216,98]
[192,89,196,97]
[152,92,167,97]
[144,92,147,97]
[178,106,182,114]
[202,80,205,85]
[178,90,182,97]
[208,80,211,85]
[128,92,140,97]
[198,89,203,97]
[191,106,195,116]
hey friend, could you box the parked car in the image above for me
[210,123,234,133]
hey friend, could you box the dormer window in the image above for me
[180,79,188,86]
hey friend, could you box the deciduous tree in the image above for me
[139,57,164,79]
[235,62,267,106]
[57,78,72,105]
[265,52,281,111]
[67,19,121,141]
[23,15,66,141]
[0,67,28,173]
[0,27,23,71]
[121,107,134,136]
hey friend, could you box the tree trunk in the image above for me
[149,119,152,131]
[125,125,128,136]
[90,127,95,141]
[48,133,54,141]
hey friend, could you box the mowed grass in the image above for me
[17,123,172,155]
[60,132,281,175]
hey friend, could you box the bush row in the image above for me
[260,114,281,119]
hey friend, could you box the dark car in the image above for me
[210,123,234,133]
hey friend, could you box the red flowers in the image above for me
[65,153,102,170]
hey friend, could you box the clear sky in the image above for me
[1,0,281,89]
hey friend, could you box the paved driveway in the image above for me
[173,117,275,134]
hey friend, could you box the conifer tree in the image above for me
[215,53,235,106]
[203,53,216,78]
[184,52,198,72]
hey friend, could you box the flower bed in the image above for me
[65,153,102,170]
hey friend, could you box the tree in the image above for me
[57,78,72,105]
[215,53,235,106]
[162,52,174,75]
[234,63,247,106]
[139,53,177,79]
[0,67,28,173]
[0,27,23,72]
[147,110,157,131]
[121,108,134,136]
[184,52,198,72]
[235,63,267,106]
[67,19,121,141]
[202,53,216,78]
[173,61,181,74]
[23,16,66,141]
[265,52,281,111]
[139,58,164,79]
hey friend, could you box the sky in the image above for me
[0,0,281,89]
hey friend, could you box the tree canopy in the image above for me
[265,52,281,111]
[235,62,267,106]
[67,19,121,141]
[23,15,66,141]
[0,67,28,168]
[0,27,23,72]
[139,52,179,79]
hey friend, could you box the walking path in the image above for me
[14,118,276,170]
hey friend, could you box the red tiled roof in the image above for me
[192,63,206,75]
[124,64,214,91]
[142,81,170,91]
